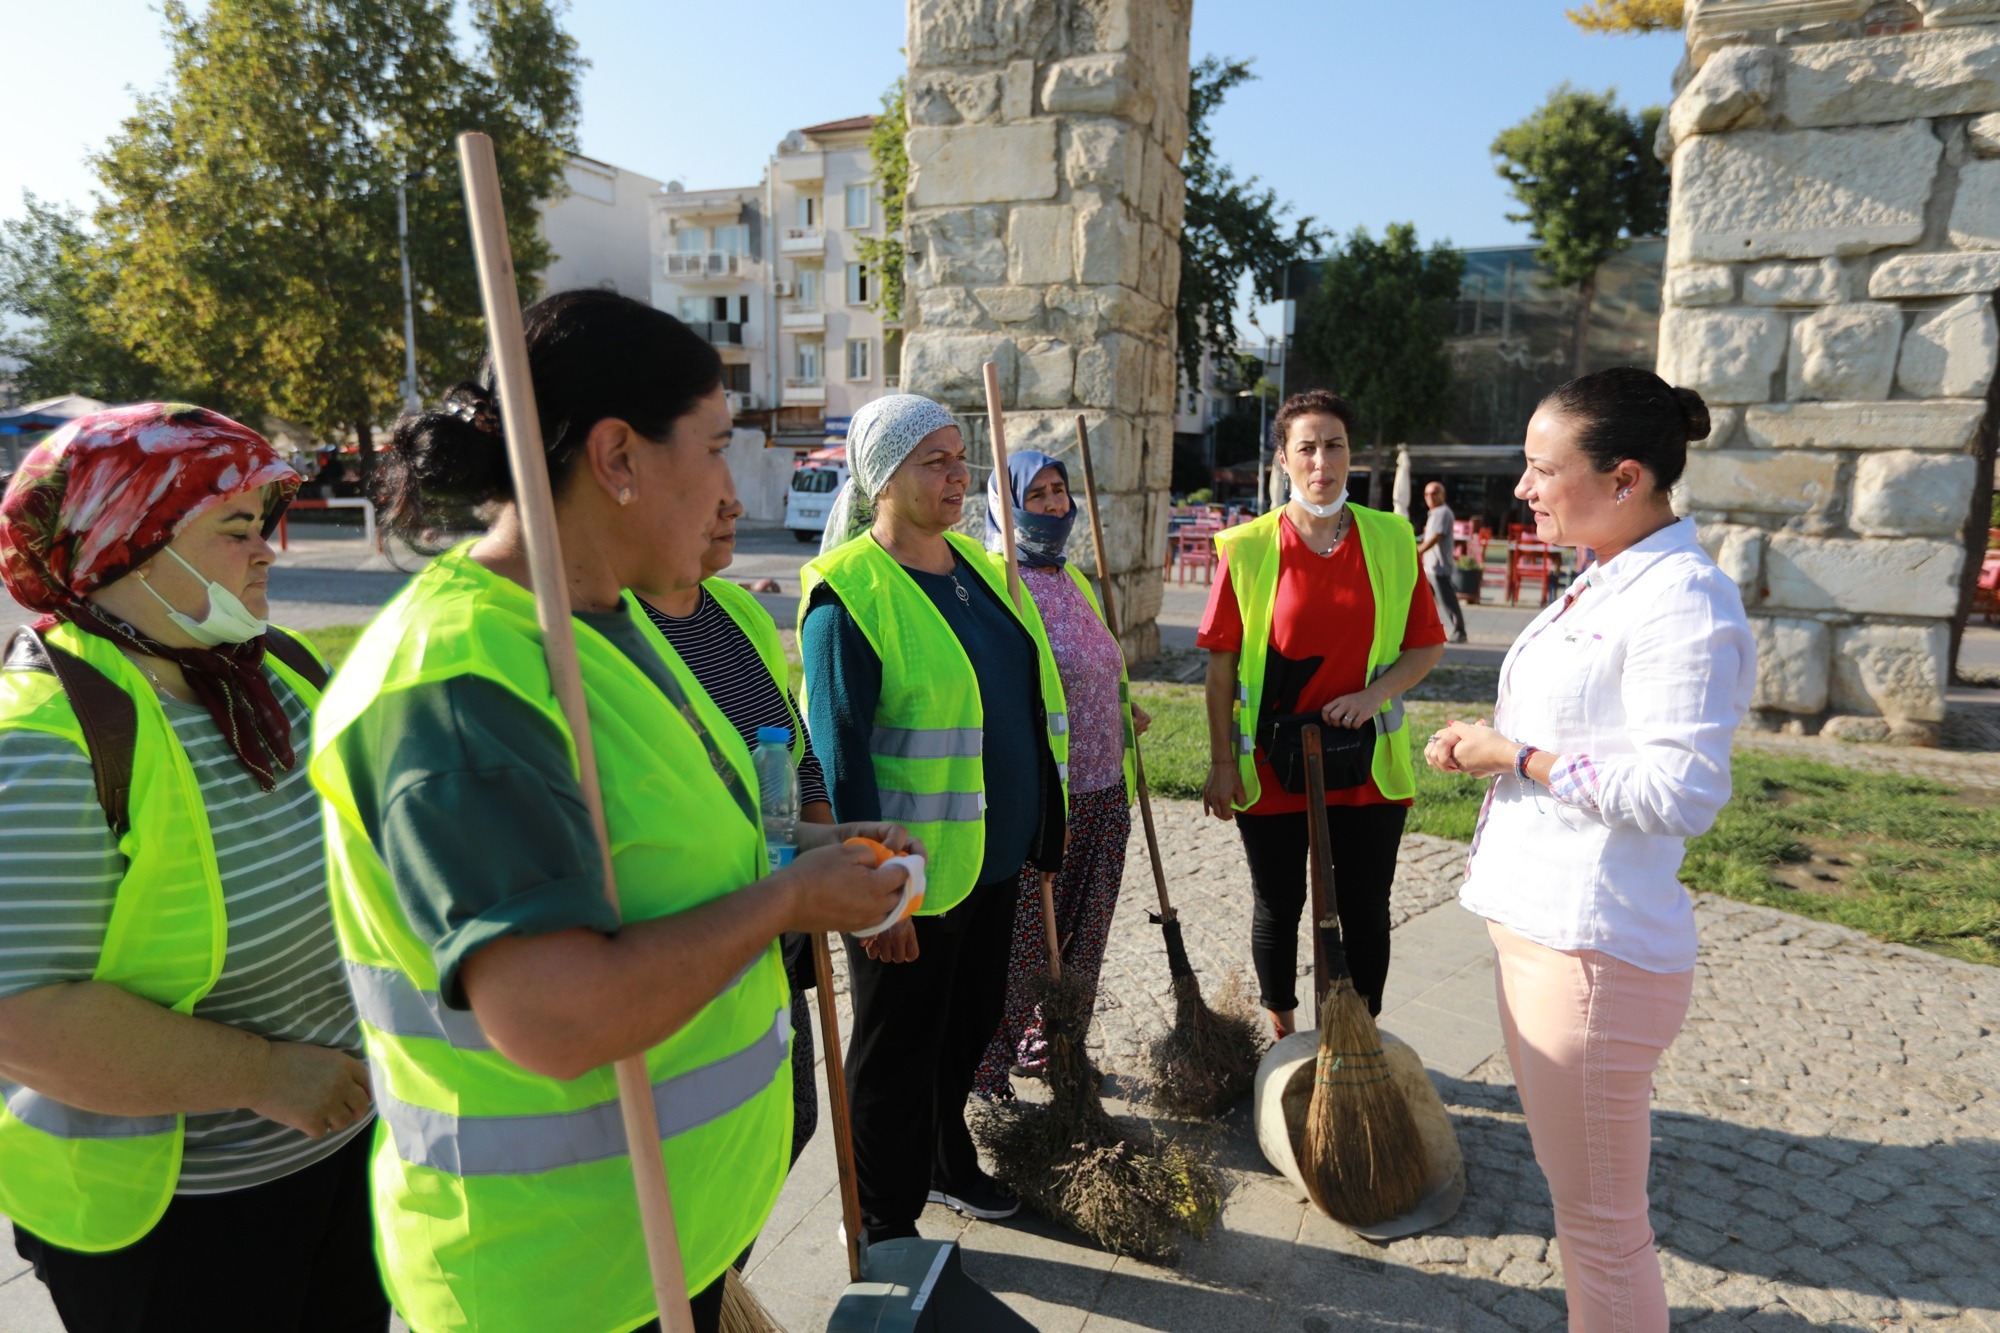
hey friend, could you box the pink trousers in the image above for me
[1489,921,1695,1333]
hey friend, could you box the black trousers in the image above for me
[842,876,1018,1232]
[1427,562,1467,639]
[1236,803,1409,1016]
[15,1125,388,1333]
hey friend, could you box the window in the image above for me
[845,184,871,229]
[846,338,871,381]
[723,363,751,394]
[795,340,822,381]
[712,224,748,254]
[845,263,870,305]
[676,227,707,253]
[795,267,821,308]
[791,467,842,494]
[797,195,817,228]
[737,295,751,323]
[711,296,731,322]
[677,297,707,324]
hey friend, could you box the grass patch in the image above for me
[302,624,365,670]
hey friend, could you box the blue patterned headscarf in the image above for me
[984,449,1076,568]
[819,393,960,555]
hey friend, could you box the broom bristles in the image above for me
[1147,972,1265,1118]
[719,1269,785,1333]
[1299,980,1430,1228]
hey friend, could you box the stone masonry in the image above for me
[1661,1,2000,744]
[901,0,1192,661]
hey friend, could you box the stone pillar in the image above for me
[901,0,1192,662]
[1661,1,2000,744]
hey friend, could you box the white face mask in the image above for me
[140,548,268,647]
[1292,491,1348,520]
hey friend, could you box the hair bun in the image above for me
[1672,386,1711,443]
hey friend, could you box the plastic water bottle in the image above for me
[754,726,799,868]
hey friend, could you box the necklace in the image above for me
[1304,509,1350,558]
[125,652,171,696]
[948,570,971,605]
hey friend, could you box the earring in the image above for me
[617,487,633,506]
[1616,487,1632,503]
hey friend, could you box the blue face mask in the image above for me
[1012,505,1077,567]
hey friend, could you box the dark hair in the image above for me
[378,289,724,540]
[1272,389,1356,453]
[1539,367,1708,492]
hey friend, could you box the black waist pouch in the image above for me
[1260,712,1375,795]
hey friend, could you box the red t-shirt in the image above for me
[1196,513,1445,814]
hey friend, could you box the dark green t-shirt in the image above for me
[333,608,699,1008]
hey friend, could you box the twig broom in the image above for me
[969,369,1220,1262]
[1297,724,1429,1227]
[1067,415,1264,1118]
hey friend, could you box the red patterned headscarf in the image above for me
[0,404,304,788]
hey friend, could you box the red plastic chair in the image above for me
[1508,538,1559,606]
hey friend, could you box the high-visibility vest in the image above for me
[799,531,1069,913]
[700,577,805,768]
[1008,559,1136,804]
[0,624,325,1253]
[1214,504,1420,808]
[310,548,790,1333]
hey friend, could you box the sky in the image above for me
[1,0,1684,330]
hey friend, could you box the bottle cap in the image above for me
[756,726,792,746]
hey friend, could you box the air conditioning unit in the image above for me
[773,280,794,297]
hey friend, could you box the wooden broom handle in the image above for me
[1073,416,1175,923]
[1302,724,1333,1013]
[810,932,865,1283]
[456,132,694,1333]
[1039,872,1063,983]
[980,362,1024,612]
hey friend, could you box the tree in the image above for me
[1177,56,1324,389]
[1492,86,1670,377]
[1566,0,1683,32]
[0,196,179,405]
[85,0,581,471]
[854,78,908,326]
[1299,224,1466,450]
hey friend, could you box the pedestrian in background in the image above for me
[1419,480,1469,643]
[1426,367,1753,1333]
[972,449,1148,1100]
[1198,389,1445,1039]
[641,495,831,1169]
[316,290,909,1333]
[801,394,1068,1241]
[0,405,384,1332]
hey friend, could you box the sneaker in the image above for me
[928,1172,1021,1220]
[1451,631,1469,644]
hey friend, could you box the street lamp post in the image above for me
[397,170,428,414]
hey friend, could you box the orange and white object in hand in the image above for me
[845,836,927,937]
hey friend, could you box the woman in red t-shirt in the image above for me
[1197,390,1446,1039]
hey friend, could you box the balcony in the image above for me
[779,301,825,332]
[686,321,743,347]
[782,377,825,405]
[664,251,755,281]
[726,391,760,414]
[778,226,824,256]
[776,152,824,185]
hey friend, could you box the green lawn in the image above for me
[302,624,365,669]
[1131,680,2000,968]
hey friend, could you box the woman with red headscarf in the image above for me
[0,404,387,1332]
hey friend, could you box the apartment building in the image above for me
[540,155,666,302]
[650,115,900,443]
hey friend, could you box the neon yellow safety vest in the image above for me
[1214,504,1420,808]
[310,548,790,1333]
[699,577,805,769]
[1006,558,1137,805]
[799,531,1069,913]
[0,624,325,1254]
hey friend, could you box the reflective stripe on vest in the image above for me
[343,961,494,1051]
[0,621,324,1254]
[872,724,982,760]
[375,1006,789,1178]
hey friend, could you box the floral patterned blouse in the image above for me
[1023,565,1126,795]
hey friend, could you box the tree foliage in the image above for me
[1491,86,1669,374]
[1566,0,1684,32]
[854,78,909,326]
[6,0,580,454]
[1177,56,1324,388]
[1299,224,1466,447]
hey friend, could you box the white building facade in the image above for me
[650,183,766,417]
[539,155,666,302]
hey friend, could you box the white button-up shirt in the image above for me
[1459,518,1756,972]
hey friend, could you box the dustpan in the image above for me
[810,930,1035,1331]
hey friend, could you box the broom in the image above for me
[970,367,1221,1263]
[1296,724,1430,1227]
[456,133,696,1332]
[1067,415,1264,1119]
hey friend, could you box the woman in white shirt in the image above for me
[1426,367,1755,1333]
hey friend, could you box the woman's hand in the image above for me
[826,821,926,862]
[1321,687,1384,730]
[783,842,910,936]
[1429,718,1516,778]
[1201,760,1245,822]
[1131,703,1152,738]
[251,1042,372,1140]
[861,918,919,964]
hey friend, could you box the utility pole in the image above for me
[397,170,428,414]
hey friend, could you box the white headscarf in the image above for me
[819,393,960,555]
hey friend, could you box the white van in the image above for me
[784,463,849,542]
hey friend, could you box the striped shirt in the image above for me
[0,672,366,1193]
[642,588,830,808]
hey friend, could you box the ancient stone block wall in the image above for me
[1662,1,2000,743]
[902,0,1192,660]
